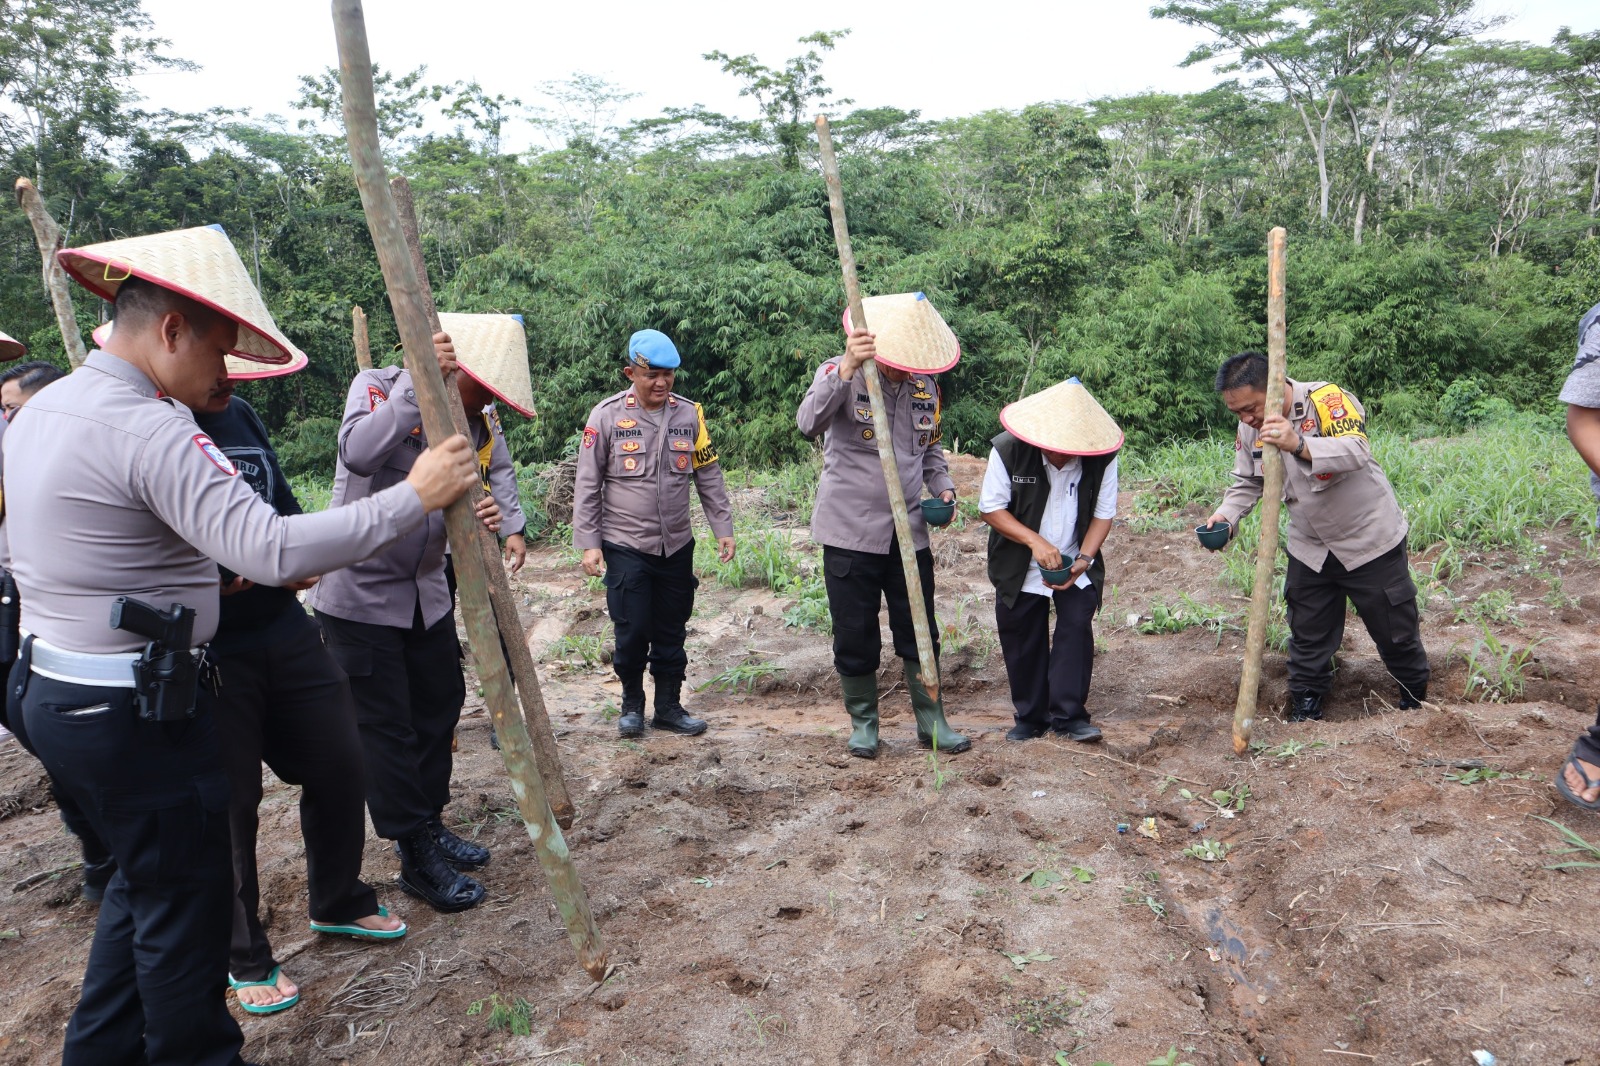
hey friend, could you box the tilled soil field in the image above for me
[4,456,1600,1065]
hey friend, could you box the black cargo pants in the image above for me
[601,540,697,681]
[1285,540,1430,701]
[822,539,940,678]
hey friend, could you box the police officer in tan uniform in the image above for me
[573,329,734,738]
[797,292,967,758]
[1204,351,1429,721]
[2,224,475,1066]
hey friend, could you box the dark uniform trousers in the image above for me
[215,604,376,980]
[601,540,697,680]
[995,584,1098,729]
[823,540,941,678]
[5,709,116,888]
[9,657,244,1066]
[1285,540,1429,700]
[315,605,465,840]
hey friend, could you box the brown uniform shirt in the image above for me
[572,388,734,556]
[1217,378,1408,573]
[797,358,955,554]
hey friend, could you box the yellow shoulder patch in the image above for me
[1308,383,1365,440]
[691,403,719,470]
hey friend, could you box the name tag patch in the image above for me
[194,434,237,475]
[1012,475,1037,484]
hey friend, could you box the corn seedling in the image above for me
[542,631,605,667]
[1182,838,1232,862]
[698,661,784,694]
[1455,588,1520,627]
[1462,626,1544,702]
[740,1006,787,1049]
[1136,593,1238,637]
[1532,816,1600,871]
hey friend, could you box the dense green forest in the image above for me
[3,1,1599,473]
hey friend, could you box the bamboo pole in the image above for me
[388,173,573,828]
[1233,227,1289,756]
[13,178,86,368]
[352,304,372,370]
[815,115,941,700]
[332,0,603,981]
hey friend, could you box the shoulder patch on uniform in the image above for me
[1309,383,1366,440]
[582,426,597,449]
[823,362,837,375]
[193,434,238,475]
[691,403,719,470]
[367,385,388,410]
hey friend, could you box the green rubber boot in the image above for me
[840,673,880,759]
[904,659,971,754]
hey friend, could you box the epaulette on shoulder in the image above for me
[596,388,632,409]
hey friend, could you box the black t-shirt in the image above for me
[192,398,302,643]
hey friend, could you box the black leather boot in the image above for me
[651,676,708,736]
[397,828,485,913]
[617,672,646,737]
[1288,692,1324,722]
[1397,682,1426,710]
[428,815,490,869]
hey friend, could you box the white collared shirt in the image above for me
[979,448,1118,597]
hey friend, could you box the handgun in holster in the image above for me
[109,596,217,722]
[0,571,19,672]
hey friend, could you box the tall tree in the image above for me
[704,29,852,170]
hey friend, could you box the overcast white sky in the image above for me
[132,0,1598,150]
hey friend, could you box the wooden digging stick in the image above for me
[332,0,604,980]
[388,173,574,829]
[352,304,372,370]
[1232,226,1289,755]
[815,115,941,701]
[14,178,87,368]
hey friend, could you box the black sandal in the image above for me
[1555,745,1600,812]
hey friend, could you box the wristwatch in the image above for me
[1075,553,1095,566]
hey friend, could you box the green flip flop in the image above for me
[309,904,408,941]
[228,966,299,1015]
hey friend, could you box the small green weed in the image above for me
[1443,767,1533,785]
[1462,626,1545,702]
[1250,738,1327,760]
[543,632,604,666]
[466,993,534,1037]
[1010,988,1084,1034]
[1136,593,1237,636]
[597,700,620,722]
[1455,588,1520,627]
[1000,948,1056,971]
[1182,838,1232,862]
[941,594,997,659]
[1147,1049,1196,1066]
[782,576,833,634]
[698,661,784,694]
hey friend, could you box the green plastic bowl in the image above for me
[1195,521,1231,551]
[921,498,956,527]
[1039,564,1074,585]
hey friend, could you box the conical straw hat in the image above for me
[1000,377,1123,456]
[58,224,302,366]
[842,291,960,374]
[438,312,535,417]
[91,321,307,380]
[0,329,25,362]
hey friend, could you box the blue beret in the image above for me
[627,329,680,370]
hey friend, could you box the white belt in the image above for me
[23,632,141,688]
